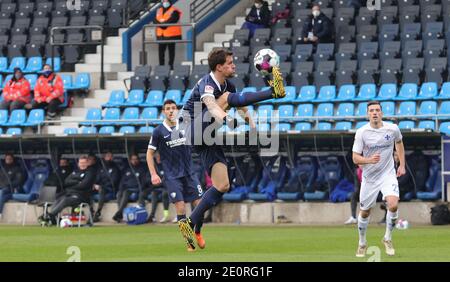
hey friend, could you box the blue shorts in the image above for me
[164,174,203,203]
[196,145,228,176]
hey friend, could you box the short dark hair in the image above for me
[78,155,89,161]
[208,48,233,72]
[367,100,382,110]
[163,99,177,109]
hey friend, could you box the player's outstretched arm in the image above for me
[395,141,406,177]
[146,149,161,185]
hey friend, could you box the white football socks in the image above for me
[384,210,398,241]
[358,215,370,246]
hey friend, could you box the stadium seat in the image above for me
[417,157,442,200]
[140,107,159,125]
[257,105,273,120]
[0,57,7,72]
[143,90,164,107]
[12,159,49,205]
[121,107,140,125]
[438,101,450,120]
[64,128,78,135]
[317,122,332,130]
[181,89,191,105]
[398,120,415,129]
[124,90,144,106]
[60,74,73,90]
[417,82,438,100]
[356,102,368,117]
[295,104,314,121]
[6,57,26,73]
[119,126,136,134]
[164,89,182,105]
[312,86,336,102]
[295,122,312,131]
[257,123,270,132]
[81,127,98,135]
[139,126,154,134]
[356,121,367,129]
[99,126,115,135]
[436,82,450,100]
[316,103,334,118]
[24,74,37,89]
[395,83,418,100]
[100,108,121,126]
[273,86,296,104]
[295,85,316,102]
[80,108,102,126]
[275,123,291,132]
[418,101,437,119]
[380,101,396,117]
[278,105,294,122]
[376,84,397,100]
[354,84,377,101]
[248,156,287,201]
[23,57,42,73]
[335,121,352,130]
[23,109,45,127]
[72,73,90,91]
[5,109,26,126]
[335,103,354,119]
[418,120,435,130]
[45,57,61,72]
[334,85,356,101]
[0,109,7,126]
[5,127,22,135]
[103,90,125,107]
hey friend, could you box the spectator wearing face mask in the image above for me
[0,68,31,112]
[242,0,271,38]
[301,4,333,44]
[32,64,65,119]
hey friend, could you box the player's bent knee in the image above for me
[360,210,371,218]
[216,182,230,193]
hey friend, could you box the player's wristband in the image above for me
[223,116,238,129]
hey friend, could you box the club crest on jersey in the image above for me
[170,192,177,199]
[384,134,391,141]
[204,85,214,94]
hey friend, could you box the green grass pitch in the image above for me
[1,224,449,262]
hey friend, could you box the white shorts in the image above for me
[359,176,399,211]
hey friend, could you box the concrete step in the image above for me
[44,125,79,135]
[75,63,127,73]
[105,80,127,91]
[96,45,123,55]
[194,51,209,65]
[235,16,245,26]
[225,24,240,34]
[106,37,122,46]
[117,71,135,81]
[203,42,222,53]
[82,98,107,108]
[214,33,233,44]
[65,107,88,118]
[85,53,122,64]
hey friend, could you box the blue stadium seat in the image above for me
[417,158,442,200]
[0,109,8,126]
[355,121,367,129]
[0,57,7,72]
[7,57,26,73]
[235,124,250,133]
[278,104,294,121]
[295,104,314,120]
[335,121,352,130]
[436,82,450,100]
[274,86,296,104]
[439,122,450,134]
[398,120,415,129]
[23,57,43,73]
[417,82,438,100]
[80,108,102,126]
[12,160,49,203]
[438,101,450,120]
[376,83,397,100]
[295,122,312,131]
[257,105,274,120]
[258,123,270,131]
[164,89,182,105]
[317,122,332,130]
[418,120,435,130]
[139,126,154,134]
[100,108,121,125]
[81,127,97,134]
[296,85,316,102]
[418,101,437,119]
[397,101,416,116]
[249,156,288,201]
[6,128,22,135]
[121,107,140,125]
[64,128,78,135]
[182,89,191,104]
[312,85,336,102]
[380,101,395,116]
[6,109,26,126]
[241,87,257,93]
[143,90,164,107]
[275,123,291,132]
[336,103,354,118]
[0,128,2,134]
[395,83,418,100]
[99,126,115,135]
[124,90,144,106]
[356,102,368,117]
[23,109,45,127]
[316,103,334,117]
[335,84,356,101]
[141,107,159,125]
[354,84,377,101]
[72,73,90,91]
[45,57,61,72]
[119,126,136,134]
[24,74,38,89]
[60,74,73,90]
[0,76,3,91]
[103,90,125,107]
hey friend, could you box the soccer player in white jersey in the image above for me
[352,101,406,257]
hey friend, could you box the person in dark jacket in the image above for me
[93,152,121,222]
[112,154,148,223]
[242,0,271,38]
[38,155,96,225]
[44,158,73,198]
[301,4,333,44]
[0,153,27,220]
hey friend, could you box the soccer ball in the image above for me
[396,219,409,230]
[253,48,280,75]
[60,218,73,228]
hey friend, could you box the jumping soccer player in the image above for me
[352,101,406,257]
[177,48,286,250]
[147,99,203,251]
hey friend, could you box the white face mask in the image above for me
[255,3,262,9]
[162,1,170,8]
[312,10,320,17]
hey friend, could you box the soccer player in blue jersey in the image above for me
[147,99,203,251]
[178,48,286,250]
